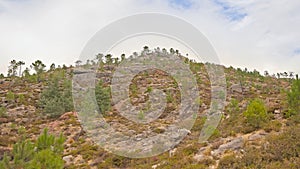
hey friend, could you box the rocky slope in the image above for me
[0,56,298,169]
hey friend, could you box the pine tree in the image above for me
[287,77,300,116]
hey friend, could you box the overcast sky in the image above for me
[0,0,300,75]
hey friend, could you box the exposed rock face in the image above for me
[0,61,291,168]
[248,131,267,141]
[230,84,243,94]
[211,137,244,157]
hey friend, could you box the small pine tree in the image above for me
[39,80,65,117]
[287,77,300,116]
[7,60,18,77]
[95,80,111,115]
[36,128,65,154]
[39,73,74,118]
[36,128,55,151]
[0,128,65,169]
[31,60,46,81]
[244,98,268,128]
[0,153,11,169]
[12,140,35,166]
[27,149,64,169]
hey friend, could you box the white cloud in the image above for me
[0,0,299,75]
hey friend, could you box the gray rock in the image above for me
[230,84,243,94]
[248,131,267,141]
[193,154,213,162]
[212,137,244,157]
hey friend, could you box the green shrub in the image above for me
[36,128,65,154]
[95,80,111,115]
[265,126,300,161]
[0,153,10,169]
[0,106,7,118]
[138,110,145,120]
[12,139,35,167]
[287,78,300,116]
[25,74,38,83]
[243,98,268,129]
[146,86,152,93]
[218,98,244,137]
[228,98,239,114]
[263,120,282,132]
[286,113,300,126]
[27,149,64,169]
[6,91,15,103]
[166,90,173,103]
[218,154,241,169]
[129,83,138,97]
[18,94,26,105]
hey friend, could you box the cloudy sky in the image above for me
[0,0,300,75]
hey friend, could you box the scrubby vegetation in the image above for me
[95,80,111,115]
[286,75,300,117]
[39,70,73,118]
[0,106,7,118]
[218,124,300,169]
[0,47,299,168]
[0,128,65,169]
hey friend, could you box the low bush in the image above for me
[218,125,300,169]
[6,91,15,103]
[265,126,300,161]
[218,154,241,169]
[263,120,282,132]
[18,94,26,105]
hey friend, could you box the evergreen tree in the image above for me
[39,73,73,118]
[50,63,56,71]
[287,77,300,116]
[95,53,104,64]
[105,54,113,64]
[31,60,46,81]
[95,80,111,115]
[8,60,18,77]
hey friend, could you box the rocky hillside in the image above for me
[0,52,299,169]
